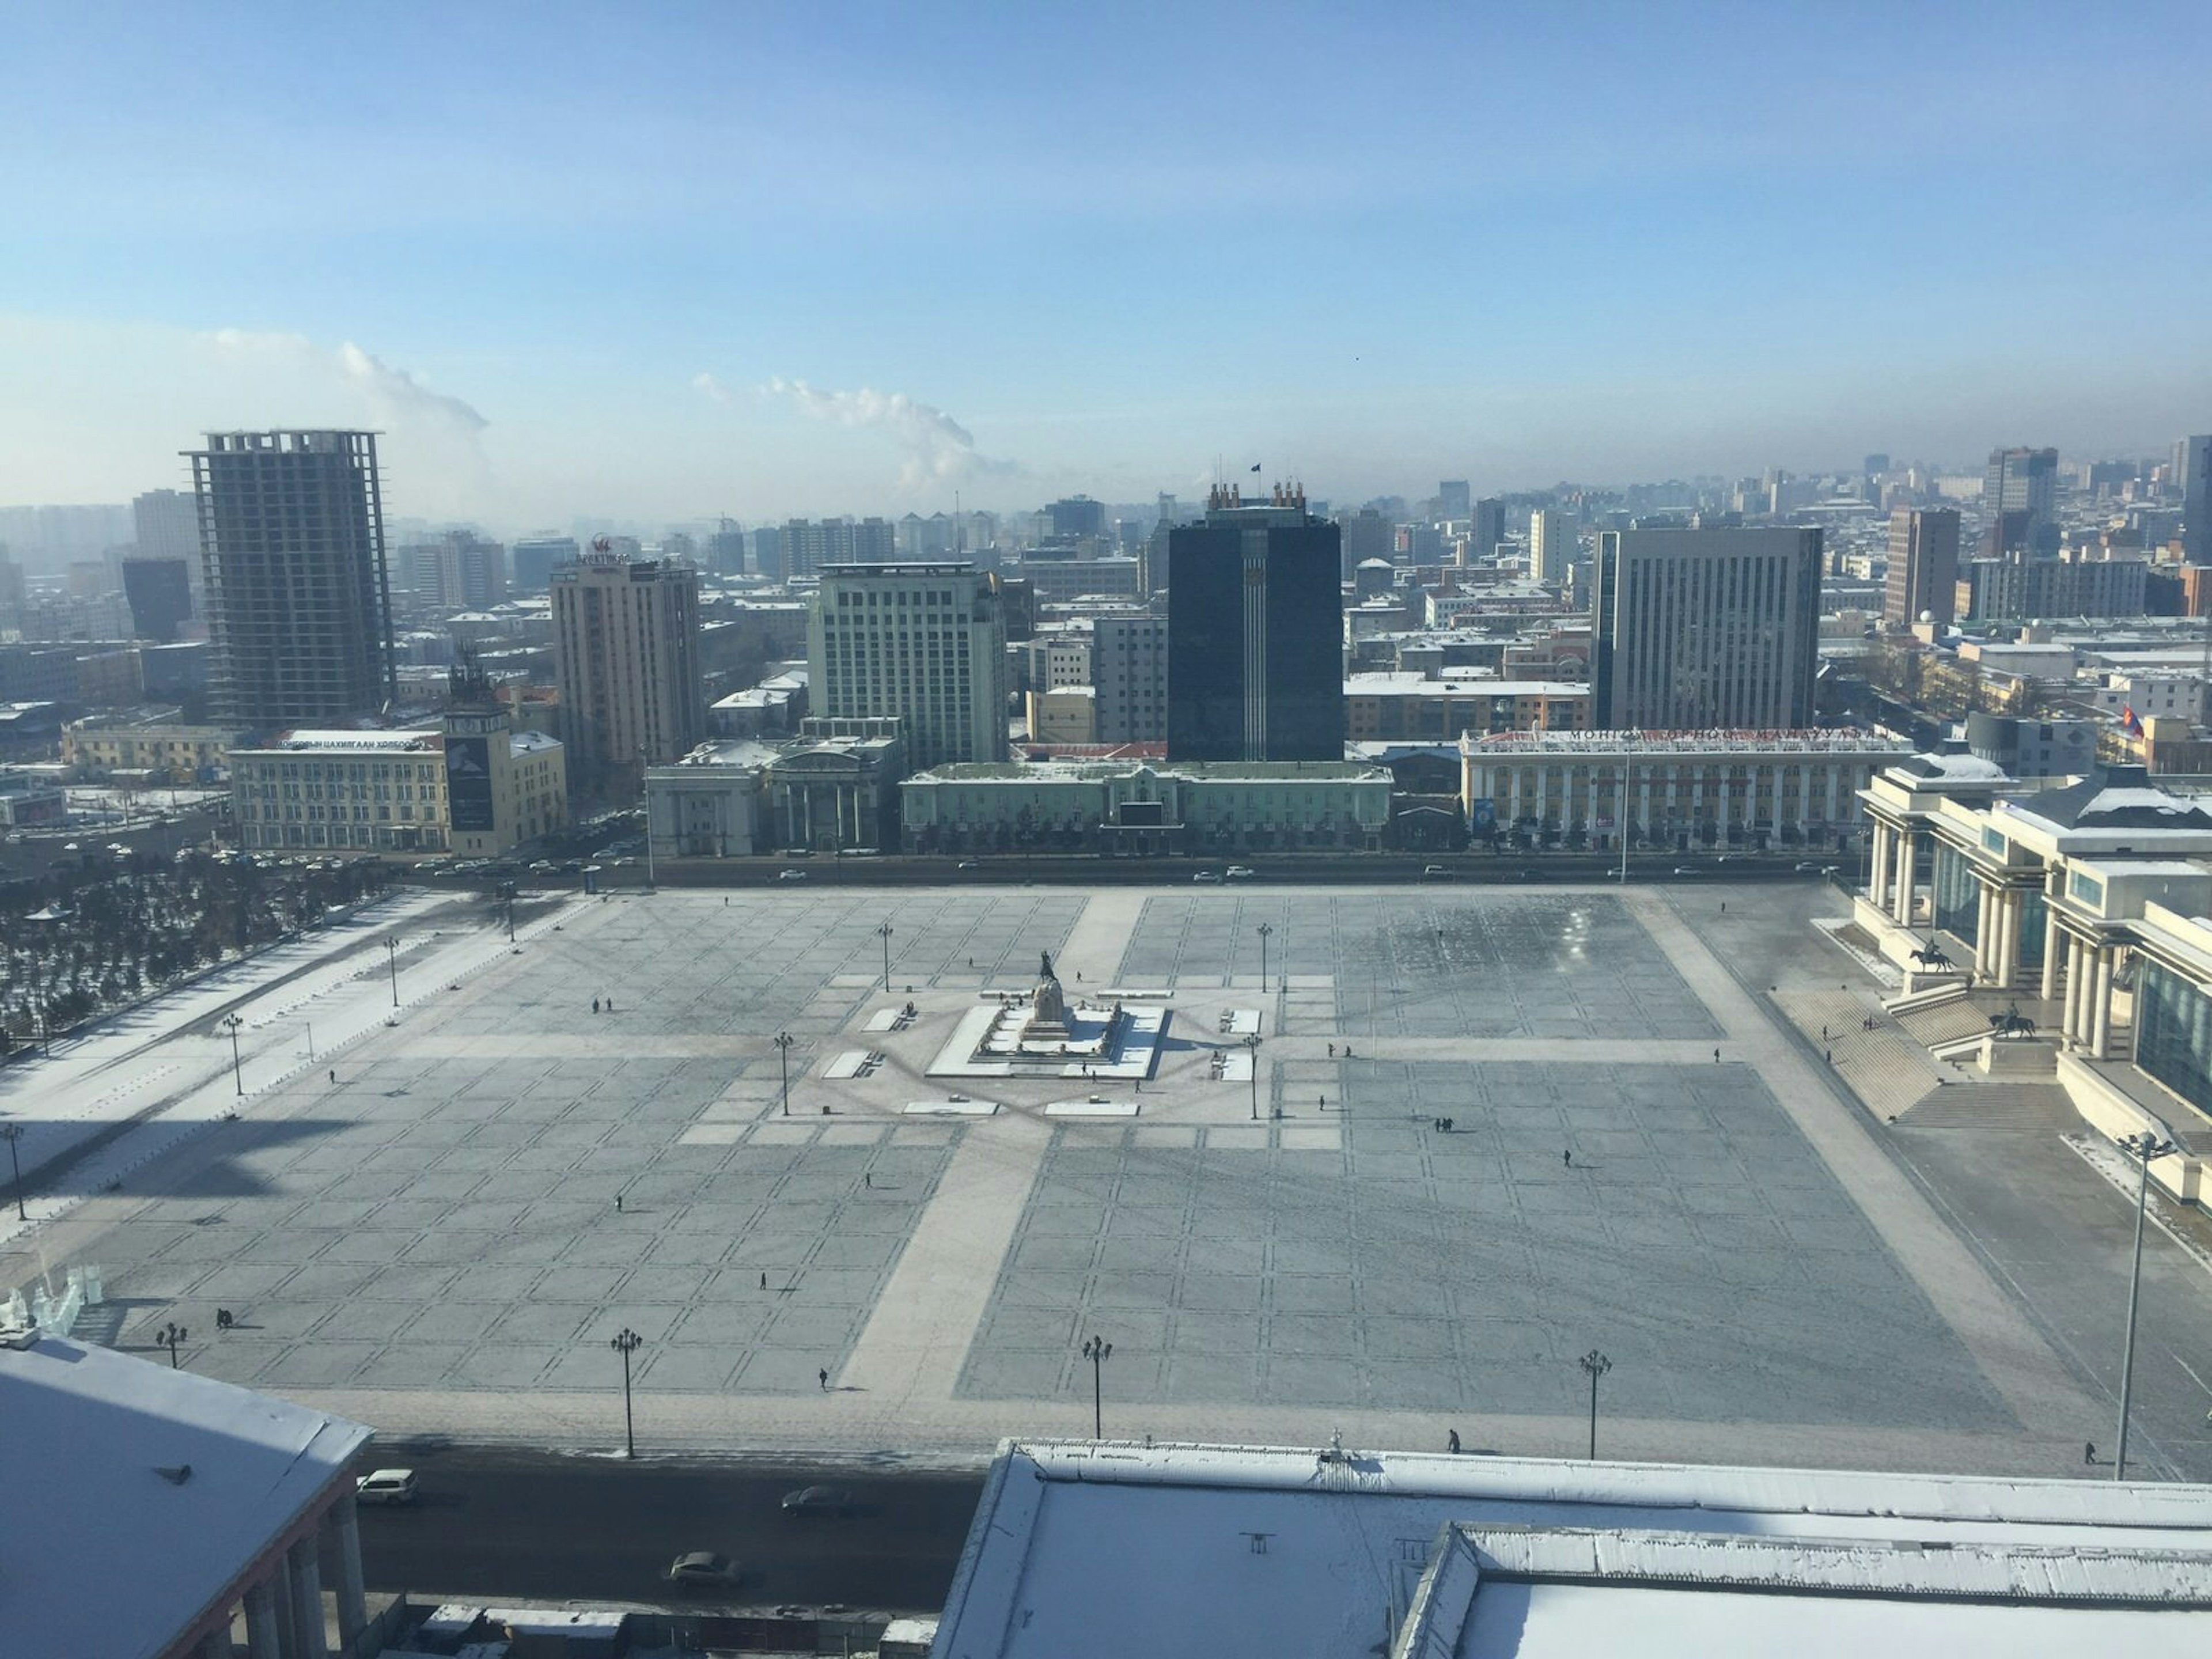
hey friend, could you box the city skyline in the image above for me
[3,2,2209,522]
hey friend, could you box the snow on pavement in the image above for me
[0,887,581,1248]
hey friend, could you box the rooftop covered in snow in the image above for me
[934,1440,2212,1659]
[0,1333,369,1659]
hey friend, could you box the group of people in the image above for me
[590,995,616,1014]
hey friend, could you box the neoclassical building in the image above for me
[1859,754,2212,1194]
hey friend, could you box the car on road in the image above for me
[956,860,980,870]
[777,869,809,881]
[1225,865,1255,880]
[1671,866,1699,876]
[781,1484,855,1516]
[665,1551,741,1589]
[355,1468,419,1506]
[1422,864,1450,878]
[1192,870,1223,883]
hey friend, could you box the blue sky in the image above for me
[3,1,2207,525]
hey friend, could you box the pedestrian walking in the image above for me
[606,995,614,1012]
[819,1367,830,1391]
[1714,1047,1721,1063]
[615,1194,623,1213]
[592,996,600,1014]
[329,1069,336,1084]
[1447,1429,1461,1454]
[1821,1025,1828,1040]
[864,1172,872,1189]
[1825,1049,1832,1064]
[2085,1441,2097,1465]
[1563,1148,1573,1168]
[760,1271,768,1290]
[1720,901,1726,913]
[1328,1042,1336,1058]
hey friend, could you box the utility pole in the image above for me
[878,921,895,991]
[385,936,400,1008]
[222,1014,244,1096]
[775,1031,794,1116]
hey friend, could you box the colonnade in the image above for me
[188,1494,369,1659]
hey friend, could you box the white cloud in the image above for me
[692,371,733,403]
[762,376,1017,490]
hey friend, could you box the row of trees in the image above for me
[1,852,391,1054]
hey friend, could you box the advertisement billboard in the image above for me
[446,736,495,833]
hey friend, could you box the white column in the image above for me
[1870,823,1892,908]
[1974,886,1994,978]
[288,1535,325,1659]
[2091,948,2115,1058]
[1892,831,1913,924]
[2040,905,2062,1002]
[244,1579,283,1659]
[2063,937,2085,1043]
[1994,891,2020,991]
[331,1500,367,1652]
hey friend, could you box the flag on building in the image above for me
[2122,704,2144,738]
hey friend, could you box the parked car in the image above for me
[355,1468,419,1506]
[665,1551,740,1589]
[781,1484,855,1516]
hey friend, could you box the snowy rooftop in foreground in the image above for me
[0,1334,369,1659]
[933,1440,2212,1659]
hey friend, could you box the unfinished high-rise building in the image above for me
[187,430,397,729]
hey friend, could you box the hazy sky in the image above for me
[4,2,2207,528]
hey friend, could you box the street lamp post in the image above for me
[1245,1032,1261,1121]
[1081,1334,1112,1438]
[775,1031,794,1116]
[385,936,400,1008]
[611,1327,643,1457]
[158,1321,188,1370]
[1578,1349,1611,1460]
[1256,921,1272,992]
[878,921,895,991]
[221,1014,244,1096]
[2115,1131,2176,1481]
[1,1123,24,1221]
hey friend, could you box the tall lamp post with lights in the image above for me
[1081,1334,1112,1438]
[221,1014,245,1096]
[1578,1349,1611,1460]
[878,921,895,991]
[1245,1032,1261,1121]
[611,1327,644,1458]
[1256,921,1272,992]
[1,1123,24,1221]
[775,1031,795,1116]
[2115,1131,2177,1480]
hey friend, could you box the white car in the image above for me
[666,1551,741,1589]
[355,1468,418,1506]
[1225,866,1255,879]
[1192,870,1223,884]
[777,869,809,881]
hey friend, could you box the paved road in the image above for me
[355,1446,983,1613]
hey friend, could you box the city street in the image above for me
[355,1445,982,1612]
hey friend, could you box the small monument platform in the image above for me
[927,951,1167,1081]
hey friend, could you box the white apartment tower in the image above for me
[1094,612,1169,743]
[1528,509,1577,584]
[550,549,704,786]
[809,563,1009,767]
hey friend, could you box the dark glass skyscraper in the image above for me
[1166,483,1343,762]
[188,429,396,728]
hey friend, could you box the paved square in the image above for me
[36,882,2101,1469]
[1116,893,1719,1039]
[958,1061,2006,1427]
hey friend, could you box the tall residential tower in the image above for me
[187,430,396,729]
[808,563,1009,767]
[1884,507,1961,629]
[550,547,704,788]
